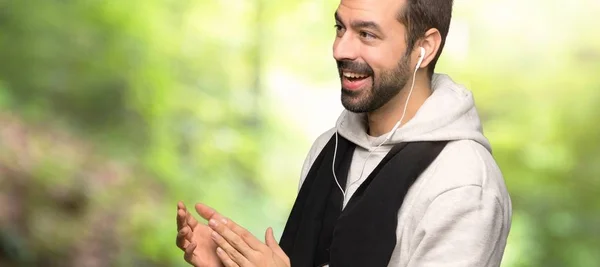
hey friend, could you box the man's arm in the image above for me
[405,185,510,267]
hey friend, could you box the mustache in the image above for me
[336,60,374,76]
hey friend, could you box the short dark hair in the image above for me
[397,0,454,77]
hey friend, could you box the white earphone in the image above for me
[383,46,425,141]
[332,47,426,200]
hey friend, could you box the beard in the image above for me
[337,54,411,113]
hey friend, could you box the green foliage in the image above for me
[438,2,600,265]
[0,0,598,266]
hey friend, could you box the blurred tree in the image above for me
[0,0,298,265]
[0,0,599,266]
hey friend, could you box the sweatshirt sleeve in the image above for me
[405,185,508,267]
[297,129,336,192]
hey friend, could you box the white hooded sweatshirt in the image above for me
[297,73,512,267]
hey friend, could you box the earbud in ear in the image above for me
[416,47,425,70]
[383,46,427,142]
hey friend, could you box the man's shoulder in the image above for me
[401,139,511,225]
[297,128,336,188]
[420,139,508,200]
[306,128,337,159]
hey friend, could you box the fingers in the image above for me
[185,242,196,254]
[178,201,200,230]
[196,203,264,250]
[210,223,255,263]
[176,201,190,250]
[186,210,199,229]
[183,242,197,264]
[176,202,199,253]
[216,247,241,267]
[195,203,218,221]
[177,202,187,230]
[220,219,265,251]
[184,226,194,244]
[176,226,191,249]
[195,203,230,224]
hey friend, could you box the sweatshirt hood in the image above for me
[335,73,492,152]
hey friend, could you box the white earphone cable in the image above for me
[332,48,425,200]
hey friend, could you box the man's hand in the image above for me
[196,203,290,267]
[176,201,224,267]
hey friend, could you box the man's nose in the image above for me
[333,35,359,62]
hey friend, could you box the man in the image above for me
[176,0,512,266]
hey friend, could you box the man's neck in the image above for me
[367,73,432,137]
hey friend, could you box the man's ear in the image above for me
[417,28,442,70]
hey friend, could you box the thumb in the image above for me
[265,227,278,248]
[265,227,291,266]
[265,227,288,260]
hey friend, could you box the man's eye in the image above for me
[359,31,376,39]
[334,25,345,37]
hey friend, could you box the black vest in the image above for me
[279,133,447,267]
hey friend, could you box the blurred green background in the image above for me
[0,0,599,266]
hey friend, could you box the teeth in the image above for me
[343,72,368,79]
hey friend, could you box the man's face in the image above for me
[333,0,412,113]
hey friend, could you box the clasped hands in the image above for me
[176,201,290,267]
